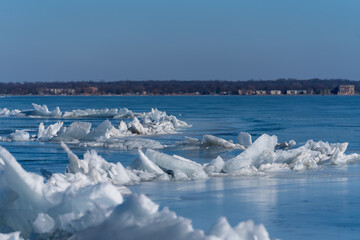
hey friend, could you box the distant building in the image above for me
[286,90,298,95]
[45,88,75,95]
[286,90,313,95]
[83,87,98,95]
[297,90,313,95]
[239,90,255,95]
[255,90,267,95]
[337,85,355,95]
[269,90,281,95]
[320,89,332,95]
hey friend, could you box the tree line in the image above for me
[0,79,358,95]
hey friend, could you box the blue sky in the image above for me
[1,0,360,82]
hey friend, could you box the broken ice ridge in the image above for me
[0,132,358,239]
[0,146,271,240]
[0,104,189,125]
[0,114,189,149]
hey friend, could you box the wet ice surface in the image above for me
[2,95,360,239]
[130,166,360,240]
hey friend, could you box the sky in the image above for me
[1,0,360,82]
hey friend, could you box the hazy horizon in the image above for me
[1,0,360,82]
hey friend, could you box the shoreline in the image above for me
[0,94,358,97]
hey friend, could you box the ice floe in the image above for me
[0,146,270,240]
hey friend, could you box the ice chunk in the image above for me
[59,121,92,140]
[118,121,130,135]
[204,156,225,174]
[207,217,245,239]
[224,134,278,174]
[235,220,270,240]
[37,122,64,140]
[82,120,121,141]
[9,130,30,142]
[237,132,252,147]
[32,213,55,234]
[130,150,164,175]
[202,135,245,149]
[176,135,245,150]
[276,139,296,149]
[145,149,207,179]
[61,142,131,185]
[130,117,147,135]
[30,103,62,118]
[0,146,49,208]
[61,142,88,174]
[114,108,134,118]
[0,232,24,240]
[0,108,22,117]
[0,145,125,237]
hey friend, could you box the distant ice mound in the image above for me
[0,146,270,240]
[0,108,22,117]
[1,113,189,148]
[0,104,190,127]
[131,134,360,177]
[222,134,360,174]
